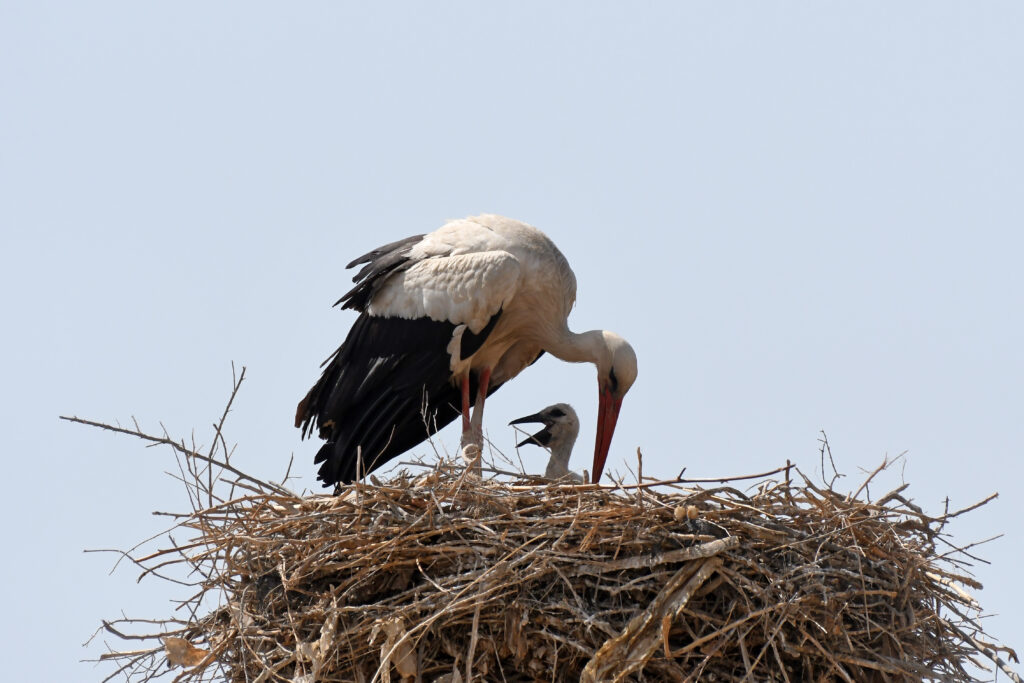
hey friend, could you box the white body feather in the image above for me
[367,214,577,383]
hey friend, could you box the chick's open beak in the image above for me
[509,412,554,448]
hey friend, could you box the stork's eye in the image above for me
[549,408,566,418]
[608,367,619,393]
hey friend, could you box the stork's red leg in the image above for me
[476,368,491,412]
[460,368,492,473]
[469,367,492,438]
[461,374,471,435]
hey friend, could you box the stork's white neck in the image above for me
[545,329,608,366]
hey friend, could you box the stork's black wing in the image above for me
[297,314,491,486]
[296,234,504,487]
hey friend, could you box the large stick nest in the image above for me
[74,376,1019,682]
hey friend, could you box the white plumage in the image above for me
[369,250,523,335]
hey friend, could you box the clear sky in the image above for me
[2,2,1022,679]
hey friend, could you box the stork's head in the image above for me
[509,403,580,451]
[593,332,638,482]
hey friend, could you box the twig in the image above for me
[60,415,291,497]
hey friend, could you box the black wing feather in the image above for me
[298,315,453,485]
[296,313,505,487]
[297,233,507,487]
[334,234,425,311]
[459,307,503,360]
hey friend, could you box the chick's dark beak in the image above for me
[510,412,554,448]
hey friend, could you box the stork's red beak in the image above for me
[592,388,622,483]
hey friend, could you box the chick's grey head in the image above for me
[509,403,580,451]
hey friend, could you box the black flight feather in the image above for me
[296,234,508,488]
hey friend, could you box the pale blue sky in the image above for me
[2,3,1022,679]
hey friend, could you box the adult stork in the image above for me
[511,403,583,482]
[295,214,637,488]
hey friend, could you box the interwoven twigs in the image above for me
[86,460,1019,682]
[70,376,1017,682]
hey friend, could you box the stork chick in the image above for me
[510,403,583,482]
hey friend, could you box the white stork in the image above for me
[295,214,637,488]
[510,403,583,482]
